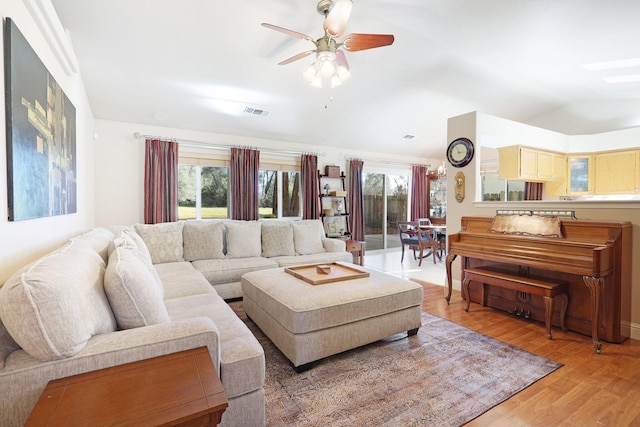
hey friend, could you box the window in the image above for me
[179,153,301,220]
[259,169,301,219]
[178,164,229,220]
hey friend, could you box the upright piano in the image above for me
[445,216,632,353]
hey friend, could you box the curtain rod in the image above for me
[133,132,325,157]
[345,156,431,169]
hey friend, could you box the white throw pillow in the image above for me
[292,220,326,255]
[113,233,164,297]
[261,221,295,257]
[0,240,117,361]
[224,221,262,258]
[134,222,185,264]
[183,221,225,261]
[122,228,153,265]
[70,227,116,263]
[104,245,170,329]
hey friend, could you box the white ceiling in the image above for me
[50,0,640,159]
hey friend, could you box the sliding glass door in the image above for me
[363,172,409,250]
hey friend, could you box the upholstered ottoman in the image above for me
[241,263,423,371]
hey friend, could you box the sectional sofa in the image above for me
[0,219,351,427]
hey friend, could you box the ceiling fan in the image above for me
[262,0,395,88]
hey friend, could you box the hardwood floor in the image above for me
[419,282,640,427]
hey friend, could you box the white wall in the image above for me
[0,1,96,284]
[94,119,437,226]
[447,111,640,339]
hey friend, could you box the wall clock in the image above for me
[446,137,474,168]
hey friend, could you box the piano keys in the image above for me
[445,216,632,353]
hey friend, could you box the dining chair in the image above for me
[397,221,438,266]
[417,218,446,259]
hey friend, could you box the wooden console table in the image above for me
[25,347,228,427]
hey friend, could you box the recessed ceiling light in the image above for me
[581,58,640,71]
[602,74,640,83]
[152,112,170,121]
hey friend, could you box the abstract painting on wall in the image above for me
[4,18,76,221]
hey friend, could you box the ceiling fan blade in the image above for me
[323,0,352,38]
[335,49,349,69]
[342,33,395,52]
[261,23,315,42]
[278,50,316,65]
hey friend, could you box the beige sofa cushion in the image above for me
[225,221,261,258]
[155,261,215,300]
[134,222,185,264]
[261,221,295,258]
[192,257,279,286]
[0,240,117,361]
[292,220,325,255]
[0,318,20,369]
[164,293,265,399]
[183,221,225,261]
[105,244,170,329]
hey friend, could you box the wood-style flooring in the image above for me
[419,282,640,427]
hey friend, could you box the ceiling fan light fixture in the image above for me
[303,51,350,88]
[336,64,351,80]
[303,62,319,81]
[320,58,336,77]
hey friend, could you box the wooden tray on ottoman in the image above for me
[284,263,369,285]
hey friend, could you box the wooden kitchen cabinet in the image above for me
[544,153,568,196]
[594,149,640,194]
[498,145,565,182]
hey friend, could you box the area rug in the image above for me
[228,302,562,427]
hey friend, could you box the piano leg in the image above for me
[445,254,458,304]
[583,276,603,354]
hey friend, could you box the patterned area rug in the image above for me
[228,302,562,427]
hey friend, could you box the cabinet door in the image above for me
[498,145,519,179]
[567,155,594,195]
[545,154,567,196]
[519,147,538,180]
[594,150,640,194]
[536,151,555,181]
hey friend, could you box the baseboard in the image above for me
[624,320,640,341]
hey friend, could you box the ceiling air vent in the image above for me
[243,106,270,117]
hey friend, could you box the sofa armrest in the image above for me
[1,317,221,427]
[322,238,346,252]
[82,317,222,372]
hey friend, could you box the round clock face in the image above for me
[446,137,474,168]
